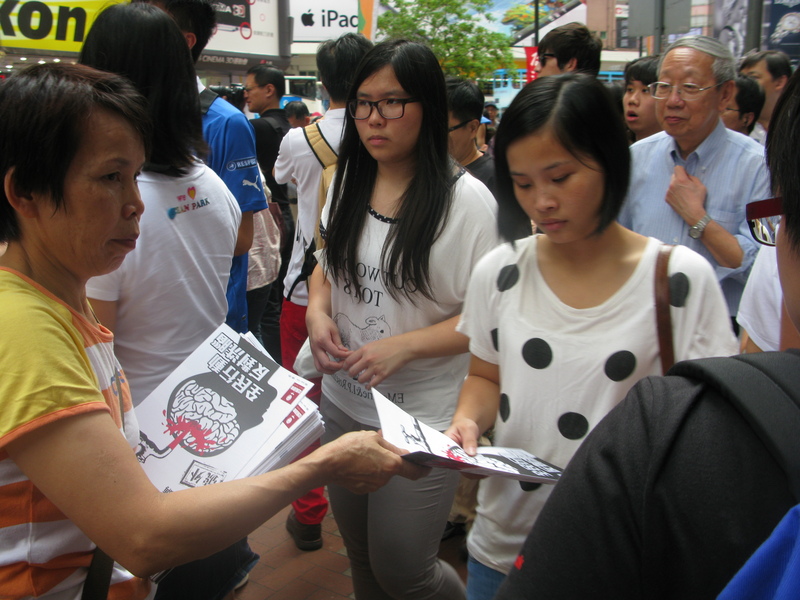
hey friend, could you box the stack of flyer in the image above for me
[373,389,562,484]
[134,324,324,492]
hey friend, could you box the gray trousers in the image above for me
[321,397,466,600]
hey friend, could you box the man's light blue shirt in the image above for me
[619,120,769,316]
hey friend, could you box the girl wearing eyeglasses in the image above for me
[444,73,739,600]
[306,39,498,599]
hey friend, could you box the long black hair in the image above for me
[324,39,453,303]
[494,73,631,242]
[79,2,206,174]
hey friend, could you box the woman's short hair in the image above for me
[79,2,205,172]
[0,63,151,243]
[494,73,631,242]
[767,68,800,253]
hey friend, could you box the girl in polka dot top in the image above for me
[445,73,739,600]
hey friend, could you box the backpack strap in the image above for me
[285,239,317,302]
[199,88,218,116]
[259,113,291,139]
[285,124,338,302]
[303,123,337,168]
[303,125,338,229]
[668,350,800,500]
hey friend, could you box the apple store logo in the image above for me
[301,9,358,28]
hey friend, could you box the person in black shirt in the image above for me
[244,65,293,363]
[446,77,497,199]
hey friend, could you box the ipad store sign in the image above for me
[291,0,358,42]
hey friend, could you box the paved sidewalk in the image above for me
[234,505,468,599]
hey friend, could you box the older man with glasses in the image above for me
[619,35,770,332]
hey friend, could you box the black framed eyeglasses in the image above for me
[348,98,419,120]
[448,120,474,132]
[539,52,557,66]
[746,196,783,246]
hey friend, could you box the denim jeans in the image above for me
[153,538,259,600]
[466,555,507,600]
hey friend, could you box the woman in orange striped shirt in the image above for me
[0,63,425,600]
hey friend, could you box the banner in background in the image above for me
[713,0,748,58]
[205,0,281,57]
[358,0,378,39]
[524,46,539,82]
[0,0,113,52]
[1,0,283,60]
[289,0,359,43]
[767,1,800,60]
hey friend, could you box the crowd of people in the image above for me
[1,2,799,599]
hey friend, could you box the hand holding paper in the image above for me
[372,388,561,484]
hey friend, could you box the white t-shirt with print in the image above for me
[320,171,499,430]
[87,163,242,405]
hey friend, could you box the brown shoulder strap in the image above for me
[655,244,676,375]
[302,123,337,167]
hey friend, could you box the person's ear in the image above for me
[183,31,197,51]
[564,57,578,73]
[742,111,755,130]
[776,74,789,93]
[4,167,41,219]
[718,80,736,111]
[467,119,480,137]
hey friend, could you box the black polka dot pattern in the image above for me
[491,328,499,351]
[497,264,520,292]
[558,412,589,440]
[604,350,636,382]
[522,338,552,369]
[519,481,542,492]
[499,394,510,422]
[669,272,690,307]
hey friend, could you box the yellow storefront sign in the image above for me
[0,0,122,53]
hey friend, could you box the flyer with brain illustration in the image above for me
[135,324,324,491]
[373,389,562,484]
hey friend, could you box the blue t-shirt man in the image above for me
[201,87,267,332]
